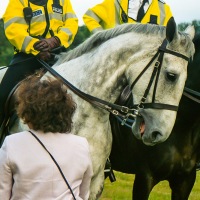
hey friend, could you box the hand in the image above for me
[37,51,52,61]
[33,37,61,52]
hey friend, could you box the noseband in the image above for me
[38,38,190,124]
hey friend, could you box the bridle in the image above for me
[38,38,189,123]
[124,39,189,117]
[183,87,200,104]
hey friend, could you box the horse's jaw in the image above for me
[132,109,176,146]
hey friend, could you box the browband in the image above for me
[159,46,190,61]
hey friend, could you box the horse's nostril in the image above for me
[152,131,162,141]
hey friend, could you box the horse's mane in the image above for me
[55,23,166,66]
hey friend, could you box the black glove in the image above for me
[33,36,61,52]
[37,51,52,61]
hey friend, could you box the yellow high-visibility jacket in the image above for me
[83,0,172,33]
[3,0,78,55]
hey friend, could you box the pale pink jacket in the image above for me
[0,130,93,200]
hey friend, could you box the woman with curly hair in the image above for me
[0,73,93,200]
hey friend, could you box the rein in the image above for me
[183,87,200,104]
[37,59,132,118]
[37,38,190,124]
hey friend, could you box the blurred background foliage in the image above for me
[0,18,13,66]
[0,18,200,66]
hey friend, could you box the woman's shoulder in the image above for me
[67,133,90,148]
[67,133,88,143]
[4,131,30,143]
[1,131,31,152]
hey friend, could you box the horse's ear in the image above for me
[166,17,177,43]
[184,25,195,40]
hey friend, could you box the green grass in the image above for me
[100,171,200,199]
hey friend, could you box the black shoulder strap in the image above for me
[29,130,76,200]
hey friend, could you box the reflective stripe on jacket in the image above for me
[83,0,172,33]
[3,0,78,55]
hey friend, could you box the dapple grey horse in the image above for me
[0,20,195,199]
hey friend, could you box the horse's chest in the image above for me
[173,150,196,173]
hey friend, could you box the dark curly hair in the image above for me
[16,73,76,133]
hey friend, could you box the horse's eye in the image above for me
[166,72,177,82]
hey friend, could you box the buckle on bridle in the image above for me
[155,61,160,68]
[112,110,119,115]
[121,106,129,113]
[137,103,144,109]
[121,113,136,126]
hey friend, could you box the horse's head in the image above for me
[128,18,195,145]
[54,20,195,146]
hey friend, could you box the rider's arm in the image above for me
[3,0,78,55]
[83,6,105,34]
[3,0,39,55]
[83,0,115,33]
[54,0,78,48]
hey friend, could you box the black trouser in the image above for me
[0,53,43,125]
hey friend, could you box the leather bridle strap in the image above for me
[183,87,200,104]
[184,87,200,97]
[132,103,179,111]
[130,52,159,90]
[130,39,189,112]
[159,47,189,61]
[130,39,171,110]
[37,59,133,116]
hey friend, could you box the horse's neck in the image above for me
[54,34,158,103]
[55,59,126,103]
[53,62,113,102]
